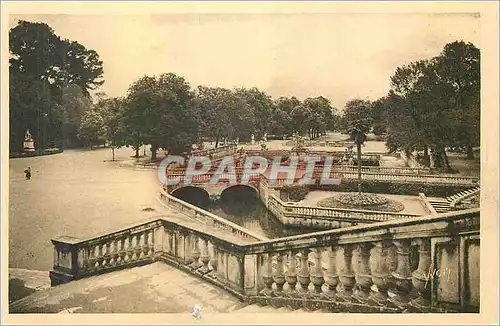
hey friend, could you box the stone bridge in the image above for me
[167,179,261,198]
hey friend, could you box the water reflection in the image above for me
[207,186,319,239]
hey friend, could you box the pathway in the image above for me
[9,263,249,313]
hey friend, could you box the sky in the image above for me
[9,13,480,109]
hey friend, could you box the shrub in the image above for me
[279,185,310,201]
[313,180,475,197]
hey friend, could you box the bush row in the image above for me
[312,180,475,197]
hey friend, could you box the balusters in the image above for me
[118,237,126,265]
[199,238,211,274]
[134,234,142,260]
[88,246,96,270]
[273,252,286,294]
[309,248,325,296]
[190,235,202,270]
[297,249,311,296]
[285,250,297,296]
[148,230,155,256]
[96,244,104,269]
[210,245,218,274]
[322,246,339,299]
[126,235,134,262]
[409,239,431,310]
[338,244,355,301]
[110,239,119,266]
[369,240,393,306]
[142,231,150,258]
[102,242,111,267]
[353,243,373,303]
[387,240,413,308]
[260,253,274,296]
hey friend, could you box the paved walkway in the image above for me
[10,263,249,314]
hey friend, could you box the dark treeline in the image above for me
[10,20,480,169]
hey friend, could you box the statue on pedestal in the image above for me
[263,132,267,143]
[23,129,35,152]
[251,134,255,145]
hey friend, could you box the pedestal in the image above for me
[23,140,35,152]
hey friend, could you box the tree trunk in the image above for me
[215,136,219,148]
[441,147,451,170]
[466,145,474,160]
[423,146,429,160]
[135,147,139,158]
[112,147,115,161]
[357,142,362,194]
[151,143,158,161]
[429,148,436,168]
[90,143,93,150]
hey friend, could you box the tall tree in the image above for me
[304,96,335,139]
[435,41,480,159]
[124,73,198,159]
[97,97,127,161]
[195,86,235,147]
[77,109,105,149]
[9,20,104,152]
[342,99,373,136]
[349,120,368,194]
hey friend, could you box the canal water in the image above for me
[205,186,319,239]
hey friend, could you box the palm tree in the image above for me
[350,120,368,194]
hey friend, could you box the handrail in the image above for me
[242,208,479,254]
[159,187,267,241]
[52,218,163,247]
[450,187,480,209]
[50,207,480,312]
[165,167,478,185]
[268,194,419,220]
[419,193,438,215]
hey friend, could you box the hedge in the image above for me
[312,179,475,197]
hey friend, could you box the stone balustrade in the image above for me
[419,193,438,215]
[50,218,163,286]
[165,166,478,186]
[328,171,479,186]
[450,188,481,209]
[159,187,267,242]
[267,194,419,229]
[50,208,480,313]
[190,144,237,158]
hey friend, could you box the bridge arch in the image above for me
[171,186,210,209]
[219,185,260,216]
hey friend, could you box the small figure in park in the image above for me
[24,167,31,180]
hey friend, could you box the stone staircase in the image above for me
[446,186,480,203]
[428,187,480,213]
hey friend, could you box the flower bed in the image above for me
[317,192,405,212]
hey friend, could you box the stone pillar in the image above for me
[409,239,432,310]
[353,243,373,303]
[389,240,413,308]
[49,236,81,286]
[322,246,339,299]
[369,240,393,306]
[260,253,274,296]
[273,252,286,294]
[199,238,211,274]
[297,249,311,296]
[338,244,356,301]
[285,250,297,296]
[309,248,325,296]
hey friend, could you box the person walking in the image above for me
[24,167,31,180]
